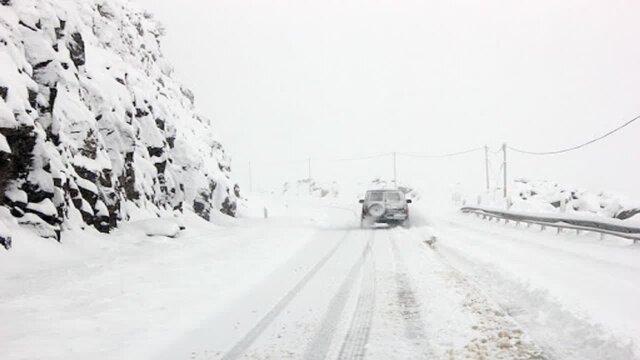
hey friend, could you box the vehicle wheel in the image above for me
[367,203,385,217]
[401,219,411,228]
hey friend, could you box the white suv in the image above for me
[359,190,412,228]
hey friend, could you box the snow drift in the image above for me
[473,179,640,224]
[0,0,240,242]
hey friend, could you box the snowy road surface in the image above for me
[161,227,544,360]
[1,197,639,359]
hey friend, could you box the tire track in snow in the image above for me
[220,230,352,360]
[303,231,374,360]
[412,226,549,359]
[390,235,432,357]
[337,231,377,360]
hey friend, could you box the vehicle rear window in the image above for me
[367,191,384,201]
[385,192,403,201]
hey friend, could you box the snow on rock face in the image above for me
[0,0,239,238]
[0,207,14,249]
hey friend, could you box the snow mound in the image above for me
[475,179,640,223]
[124,218,183,238]
[0,0,240,241]
[399,225,438,246]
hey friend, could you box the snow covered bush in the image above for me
[367,178,421,201]
[0,0,239,240]
[282,179,340,198]
[282,177,420,201]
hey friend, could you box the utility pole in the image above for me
[484,145,490,190]
[393,152,397,187]
[308,157,312,180]
[502,143,508,198]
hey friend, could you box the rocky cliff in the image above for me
[0,0,239,242]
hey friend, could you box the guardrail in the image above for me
[461,206,640,244]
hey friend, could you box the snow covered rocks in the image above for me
[0,0,239,240]
[479,179,640,224]
[417,226,438,246]
[400,225,438,247]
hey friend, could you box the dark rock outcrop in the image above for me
[1,234,12,250]
[67,32,86,68]
[616,208,640,221]
[0,0,240,240]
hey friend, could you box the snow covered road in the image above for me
[1,197,639,359]
[159,222,546,359]
[434,214,640,359]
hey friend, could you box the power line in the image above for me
[252,146,485,165]
[312,152,392,162]
[508,113,640,155]
[255,158,309,166]
[398,146,484,159]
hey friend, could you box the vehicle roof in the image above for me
[366,189,403,193]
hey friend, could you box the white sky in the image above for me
[132,0,640,199]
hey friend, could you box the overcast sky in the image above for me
[132,0,640,199]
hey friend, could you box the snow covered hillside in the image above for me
[0,0,239,242]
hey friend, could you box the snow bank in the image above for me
[0,0,241,241]
[473,179,640,225]
[0,211,317,360]
[121,218,183,238]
